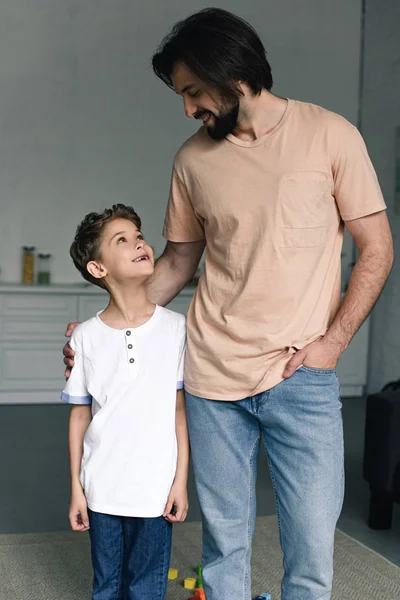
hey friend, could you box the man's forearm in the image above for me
[146,253,190,306]
[146,240,205,306]
[324,242,394,353]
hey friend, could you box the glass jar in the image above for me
[22,246,35,284]
[37,253,52,284]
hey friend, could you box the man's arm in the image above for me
[68,405,92,531]
[284,210,394,376]
[324,210,394,350]
[146,239,205,306]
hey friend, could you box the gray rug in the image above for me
[0,516,399,599]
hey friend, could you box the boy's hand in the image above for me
[163,482,188,523]
[63,322,80,379]
[69,488,90,532]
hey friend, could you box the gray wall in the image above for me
[363,0,400,392]
[0,0,362,283]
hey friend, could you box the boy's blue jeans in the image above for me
[88,509,172,600]
[186,366,344,600]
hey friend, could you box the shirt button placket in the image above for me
[126,330,135,366]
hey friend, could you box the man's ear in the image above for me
[87,260,107,281]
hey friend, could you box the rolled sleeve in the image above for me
[60,333,92,406]
[176,332,186,391]
[60,391,92,405]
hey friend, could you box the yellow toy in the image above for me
[184,577,197,590]
[168,568,178,580]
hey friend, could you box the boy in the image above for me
[61,203,189,599]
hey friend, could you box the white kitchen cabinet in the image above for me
[77,294,108,322]
[0,283,366,403]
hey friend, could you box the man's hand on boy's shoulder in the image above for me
[163,482,189,524]
[63,322,80,379]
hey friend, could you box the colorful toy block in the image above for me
[195,565,204,589]
[168,568,178,580]
[194,589,206,599]
[184,577,197,590]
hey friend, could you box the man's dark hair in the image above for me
[70,204,142,290]
[152,8,273,100]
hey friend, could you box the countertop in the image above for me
[0,283,197,296]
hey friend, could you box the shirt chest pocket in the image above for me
[278,172,333,248]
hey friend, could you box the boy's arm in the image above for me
[163,389,189,523]
[174,389,190,486]
[68,404,92,531]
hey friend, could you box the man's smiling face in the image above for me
[172,62,240,141]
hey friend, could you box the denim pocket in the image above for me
[300,365,336,375]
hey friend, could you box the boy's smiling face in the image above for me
[87,218,154,286]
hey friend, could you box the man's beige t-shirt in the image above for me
[163,99,386,400]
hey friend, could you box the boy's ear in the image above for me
[87,260,107,281]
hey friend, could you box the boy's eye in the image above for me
[117,237,126,243]
[137,235,144,241]
[189,90,200,98]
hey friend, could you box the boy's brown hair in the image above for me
[70,204,142,290]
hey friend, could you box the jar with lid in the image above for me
[22,246,35,284]
[37,253,52,284]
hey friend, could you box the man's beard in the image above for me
[195,100,240,141]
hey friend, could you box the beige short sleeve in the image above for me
[333,125,386,221]
[162,168,205,242]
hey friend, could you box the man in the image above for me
[64,8,393,599]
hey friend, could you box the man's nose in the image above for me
[183,96,196,118]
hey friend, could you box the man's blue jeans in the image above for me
[186,366,344,600]
[88,509,172,599]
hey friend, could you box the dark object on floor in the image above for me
[363,389,400,529]
[381,378,400,392]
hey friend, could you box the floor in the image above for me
[0,396,399,564]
